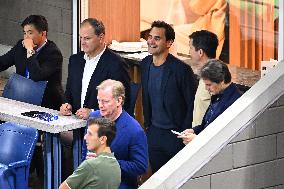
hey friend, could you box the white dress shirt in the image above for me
[81,46,106,107]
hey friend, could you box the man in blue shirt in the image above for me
[82,79,148,189]
[179,59,241,144]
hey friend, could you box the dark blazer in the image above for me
[0,40,64,110]
[83,110,148,189]
[64,48,130,113]
[140,54,197,131]
[193,83,241,135]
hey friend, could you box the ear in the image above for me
[198,49,204,57]
[100,136,107,145]
[116,96,123,106]
[166,40,173,49]
[99,33,105,42]
[42,31,47,37]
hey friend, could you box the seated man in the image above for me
[82,79,148,189]
[59,118,121,189]
[179,59,241,144]
[0,14,63,110]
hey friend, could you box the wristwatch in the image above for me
[27,49,35,58]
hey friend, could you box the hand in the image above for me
[75,108,91,120]
[86,152,97,159]
[60,103,72,116]
[181,129,194,135]
[178,129,196,145]
[22,38,37,50]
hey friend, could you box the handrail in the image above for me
[139,61,284,189]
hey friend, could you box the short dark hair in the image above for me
[88,118,116,146]
[151,20,175,41]
[189,30,218,58]
[21,15,48,32]
[81,18,105,35]
[200,59,231,84]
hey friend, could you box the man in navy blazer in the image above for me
[140,21,197,173]
[60,18,130,119]
[82,79,148,189]
[59,18,131,180]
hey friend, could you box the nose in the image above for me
[81,40,86,46]
[147,37,155,45]
[98,101,104,109]
[84,133,87,140]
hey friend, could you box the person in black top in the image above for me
[140,20,197,173]
[60,18,130,120]
[0,15,63,110]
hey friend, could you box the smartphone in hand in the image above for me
[171,130,182,136]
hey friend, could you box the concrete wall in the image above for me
[181,97,284,189]
[0,0,72,86]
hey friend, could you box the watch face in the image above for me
[28,49,35,54]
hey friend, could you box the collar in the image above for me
[84,45,106,61]
[211,83,234,102]
[95,152,116,160]
[36,39,48,52]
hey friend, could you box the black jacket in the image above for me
[64,48,130,113]
[141,54,197,131]
[0,40,64,110]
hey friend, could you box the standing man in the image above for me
[82,79,148,189]
[140,21,197,173]
[0,15,63,110]
[60,18,130,119]
[189,30,219,126]
[59,118,121,189]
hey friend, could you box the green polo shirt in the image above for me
[66,152,121,189]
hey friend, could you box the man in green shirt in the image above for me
[59,118,121,189]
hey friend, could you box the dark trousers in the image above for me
[147,126,184,173]
[60,131,74,181]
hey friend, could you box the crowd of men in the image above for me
[0,15,241,189]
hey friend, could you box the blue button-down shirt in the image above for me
[193,83,241,135]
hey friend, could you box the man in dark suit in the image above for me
[60,18,130,119]
[140,21,197,173]
[0,15,63,110]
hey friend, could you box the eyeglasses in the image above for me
[97,99,111,105]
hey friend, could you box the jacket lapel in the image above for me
[143,58,151,97]
[79,56,86,85]
[160,57,171,98]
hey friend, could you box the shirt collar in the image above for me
[36,39,48,52]
[211,83,234,102]
[84,45,106,61]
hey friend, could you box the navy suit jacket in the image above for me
[0,40,63,110]
[193,83,241,134]
[83,110,148,189]
[64,48,130,113]
[140,54,197,131]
